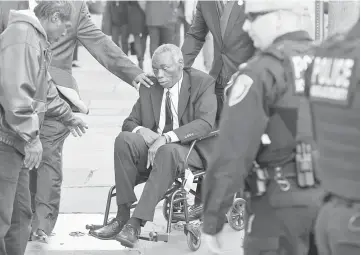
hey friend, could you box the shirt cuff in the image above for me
[132,126,145,133]
[165,131,179,143]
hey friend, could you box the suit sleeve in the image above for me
[181,2,209,68]
[202,68,270,235]
[45,78,76,126]
[172,77,217,143]
[122,97,142,132]
[76,2,143,86]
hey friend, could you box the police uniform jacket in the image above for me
[303,20,360,200]
[202,31,314,235]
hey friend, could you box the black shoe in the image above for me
[115,224,140,248]
[89,218,126,240]
[31,229,49,243]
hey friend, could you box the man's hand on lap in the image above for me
[137,128,160,147]
[146,136,167,169]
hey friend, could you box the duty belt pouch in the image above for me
[246,162,269,196]
[295,143,316,188]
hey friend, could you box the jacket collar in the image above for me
[8,10,48,44]
[151,69,191,125]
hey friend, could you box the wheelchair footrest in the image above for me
[140,232,169,242]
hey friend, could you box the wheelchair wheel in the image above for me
[186,228,201,251]
[227,198,246,231]
[162,194,185,223]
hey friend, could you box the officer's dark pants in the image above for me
[114,132,203,222]
[243,177,322,255]
[193,85,224,206]
[315,195,360,255]
[30,119,70,235]
[0,142,32,255]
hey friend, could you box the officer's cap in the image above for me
[245,0,309,16]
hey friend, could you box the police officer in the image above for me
[202,1,322,254]
[302,19,360,255]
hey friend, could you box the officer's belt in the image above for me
[264,161,297,179]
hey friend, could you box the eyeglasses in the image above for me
[246,11,274,22]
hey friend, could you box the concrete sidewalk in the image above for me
[26,214,244,255]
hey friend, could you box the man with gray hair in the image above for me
[90,44,217,248]
[0,1,87,254]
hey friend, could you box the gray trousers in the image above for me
[114,132,203,222]
[0,142,32,255]
[30,119,69,235]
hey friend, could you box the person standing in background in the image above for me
[0,1,29,33]
[145,1,179,57]
[128,1,148,69]
[102,1,129,53]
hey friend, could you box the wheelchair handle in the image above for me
[184,130,220,169]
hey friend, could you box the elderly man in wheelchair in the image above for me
[88,44,219,249]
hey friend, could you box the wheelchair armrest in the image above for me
[195,130,220,142]
[184,130,220,168]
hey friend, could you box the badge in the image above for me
[228,74,253,107]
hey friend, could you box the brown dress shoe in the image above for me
[89,218,126,240]
[115,224,141,248]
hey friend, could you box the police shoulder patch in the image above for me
[228,74,253,107]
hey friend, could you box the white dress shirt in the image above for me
[133,75,183,143]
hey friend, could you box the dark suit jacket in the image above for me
[182,1,255,85]
[122,67,217,168]
[0,1,28,34]
[48,1,142,113]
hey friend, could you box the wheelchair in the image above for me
[85,130,246,251]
